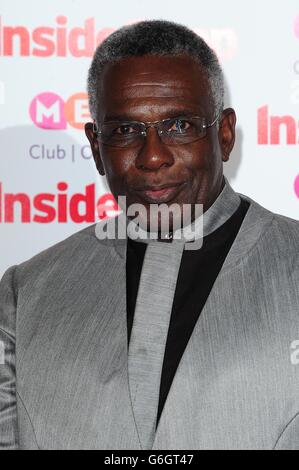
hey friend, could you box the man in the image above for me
[1,20,299,450]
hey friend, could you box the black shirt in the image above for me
[126,198,250,428]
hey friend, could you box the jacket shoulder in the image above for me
[240,193,299,255]
[13,221,118,288]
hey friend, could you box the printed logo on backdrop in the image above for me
[29,91,92,162]
[29,91,89,130]
[257,13,299,200]
[0,16,238,61]
[0,182,121,223]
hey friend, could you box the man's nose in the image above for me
[135,126,175,171]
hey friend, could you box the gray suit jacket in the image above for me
[1,191,299,450]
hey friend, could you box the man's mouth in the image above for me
[134,182,186,204]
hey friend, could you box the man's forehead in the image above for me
[100,54,209,92]
[98,55,210,117]
[112,82,197,99]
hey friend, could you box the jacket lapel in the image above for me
[87,231,142,449]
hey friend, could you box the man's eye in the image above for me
[114,125,136,135]
[169,119,191,132]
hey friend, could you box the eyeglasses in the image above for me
[93,114,220,148]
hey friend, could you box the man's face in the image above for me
[85,54,236,232]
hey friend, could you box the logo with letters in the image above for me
[29,91,90,130]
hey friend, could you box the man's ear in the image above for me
[84,122,105,176]
[218,108,236,162]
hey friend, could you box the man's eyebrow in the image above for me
[102,113,135,122]
[102,108,203,122]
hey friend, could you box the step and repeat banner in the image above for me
[1,0,299,276]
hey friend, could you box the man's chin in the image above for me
[122,197,201,238]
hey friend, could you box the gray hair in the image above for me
[87,19,224,122]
